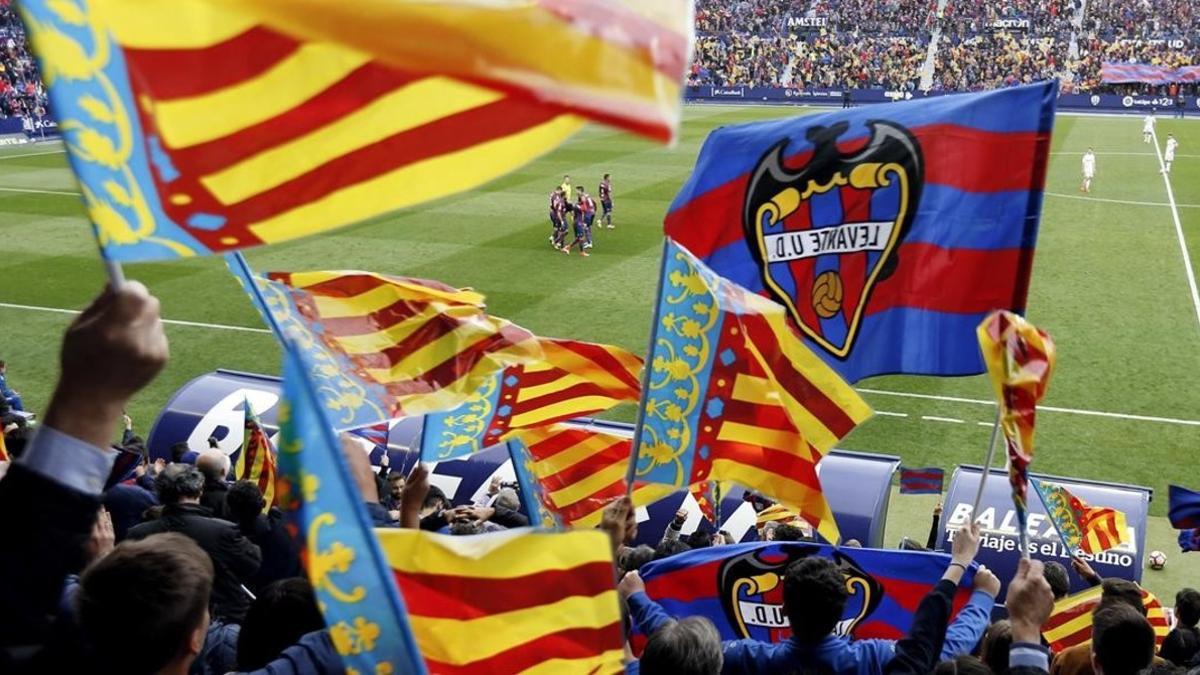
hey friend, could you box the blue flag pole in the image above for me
[626,238,672,495]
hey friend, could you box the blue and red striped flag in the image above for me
[899,467,944,495]
[1169,485,1200,530]
[632,542,976,650]
[662,82,1057,383]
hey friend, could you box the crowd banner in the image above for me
[147,371,898,546]
[683,86,1198,114]
[938,465,1151,597]
[1101,62,1200,84]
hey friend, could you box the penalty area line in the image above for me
[1149,128,1200,335]
[0,300,272,334]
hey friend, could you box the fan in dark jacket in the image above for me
[127,464,262,622]
[226,479,302,593]
[196,451,233,521]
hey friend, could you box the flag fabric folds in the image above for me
[21,0,691,262]
[1030,478,1127,555]
[690,481,718,524]
[1169,485,1200,530]
[662,82,1057,382]
[1101,63,1200,84]
[378,527,626,674]
[419,338,642,461]
[235,399,278,513]
[977,309,1056,555]
[229,258,541,428]
[276,348,425,673]
[899,467,944,495]
[508,424,674,530]
[631,239,873,544]
[1042,585,1169,652]
[634,542,977,647]
[1180,529,1200,553]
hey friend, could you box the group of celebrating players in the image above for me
[548,173,614,256]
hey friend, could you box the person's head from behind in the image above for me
[155,463,205,505]
[640,616,722,675]
[1042,560,1071,599]
[226,480,265,526]
[1100,578,1145,615]
[494,487,520,512]
[76,533,213,675]
[619,544,656,575]
[1091,604,1155,675]
[932,655,991,675]
[784,557,848,644]
[236,578,326,671]
[654,539,691,561]
[195,450,228,482]
[980,619,1012,674]
[169,441,191,464]
[686,529,714,549]
[773,523,806,541]
[1176,588,1200,627]
[603,173,610,180]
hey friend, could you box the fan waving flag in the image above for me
[229,258,541,428]
[379,528,626,674]
[899,467,945,495]
[235,399,278,512]
[419,338,642,461]
[20,0,691,262]
[663,82,1056,382]
[276,347,425,673]
[508,425,674,529]
[1043,585,1169,652]
[1031,478,1128,555]
[631,239,873,544]
[978,310,1055,556]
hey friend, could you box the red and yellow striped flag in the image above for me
[632,240,873,544]
[22,0,691,261]
[509,425,674,529]
[233,267,542,428]
[419,338,643,461]
[690,481,718,524]
[380,528,625,674]
[0,431,8,462]
[235,400,276,512]
[1042,585,1170,653]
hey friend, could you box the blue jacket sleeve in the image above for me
[627,591,674,637]
[236,630,343,675]
[938,589,996,660]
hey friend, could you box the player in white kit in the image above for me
[1081,148,1096,193]
[1143,112,1156,144]
[1164,134,1178,174]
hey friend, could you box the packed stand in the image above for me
[0,1,48,119]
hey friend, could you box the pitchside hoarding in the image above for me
[147,370,899,546]
[937,465,1151,597]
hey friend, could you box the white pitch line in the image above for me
[1150,127,1200,334]
[1043,191,1200,209]
[858,387,1200,427]
[0,185,79,196]
[921,415,965,424]
[0,148,66,159]
[874,411,909,418]
[0,300,271,334]
[976,421,994,427]
[1051,151,1200,158]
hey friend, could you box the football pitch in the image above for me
[1,105,1198,595]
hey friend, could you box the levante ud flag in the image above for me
[665,82,1058,382]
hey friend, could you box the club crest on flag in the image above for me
[718,545,882,643]
[743,121,923,357]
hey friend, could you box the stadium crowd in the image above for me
[0,1,47,119]
[690,0,1199,95]
[3,283,1200,674]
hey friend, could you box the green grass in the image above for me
[2,106,1198,597]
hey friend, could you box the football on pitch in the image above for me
[1147,550,1167,570]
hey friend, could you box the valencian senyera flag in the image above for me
[631,239,873,544]
[632,542,978,649]
[379,527,625,674]
[276,347,425,673]
[508,424,674,530]
[691,481,719,524]
[228,257,542,429]
[1043,585,1169,652]
[1030,478,1128,556]
[978,309,1055,555]
[663,82,1057,383]
[20,0,691,262]
[419,338,642,462]
[235,398,278,513]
